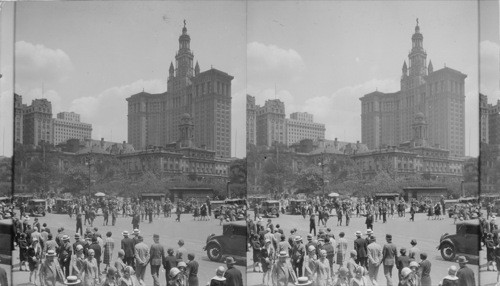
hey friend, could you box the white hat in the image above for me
[169,267,181,278]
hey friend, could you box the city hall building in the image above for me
[360,21,466,158]
[127,23,233,158]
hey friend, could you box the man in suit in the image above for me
[58,235,72,278]
[163,248,177,286]
[39,249,65,286]
[134,235,150,282]
[419,252,432,286]
[149,234,164,286]
[382,234,398,286]
[271,251,297,286]
[186,253,199,286]
[354,230,368,267]
[456,256,475,286]
[367,236,383,284]
[121,231,135,268]
[224,256,243,286]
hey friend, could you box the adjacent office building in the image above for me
[52,112,92,145]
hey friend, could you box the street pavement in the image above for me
[247,212,481,286]
[12,211,246,286]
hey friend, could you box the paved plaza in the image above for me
[12,211,246,286]
[247,211,481,286]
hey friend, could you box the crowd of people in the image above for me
[11,194,246,286]
[248,215,477,286]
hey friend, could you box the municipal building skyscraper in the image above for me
[127,22,233,158]
[360,21,466,157]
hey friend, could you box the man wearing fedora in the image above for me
[39,249,65,286]
[367,236,382,284]
[382,234,398,286]
[456,256,475,286]
[134,235,150,282]
[59,235,73,278]
[291,236,306,277]
[272,251,297,286]
[224,257,243,286]
[150,234,165,286]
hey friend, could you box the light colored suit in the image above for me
[134,242,150,281]
[39,259,65,286]
[367,242,383,283]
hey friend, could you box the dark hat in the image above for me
[225,256,236,264]
[153,234,159,238]
[386,234,392,239]
[410,239,417,245]
[456,256,468,264]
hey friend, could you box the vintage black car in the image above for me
[437,220,479,262]
[261,200,280,218]
[26,199,47,217]
[0,219,12,265]
[288,199,306,215]
[53,198,73,214]
[203,221,247,262]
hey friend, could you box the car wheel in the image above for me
[440,242,456,261]
[206,243,222,261]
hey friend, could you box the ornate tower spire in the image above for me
[195,61,200,76]
[402,60,408,76]
[169,62,174,78]
[175,20,194,78]
[178,113,194,148]
[428,59,433,74]
[408,18,427,78]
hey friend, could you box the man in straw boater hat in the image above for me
[121,230,135,268]
[456,255,476,286]
[291,236,306,277]
[353,230,368,268]
[64,275,81,286]
[39,249,65,286]
[272,251,297,286]
[59,234,73,278]
[223,257,243,286]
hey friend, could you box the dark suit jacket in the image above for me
[121,237,135,258]
[224,266,243,286]
[382,242,397,266]
[150,243,165,266]
[457,266,475,286]
[354,237,368,258]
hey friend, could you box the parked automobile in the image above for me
[26,199,47,217]
[0,219,12,265]
[437,220,479,262]
[288,199,306,215]
[203,221,247,262]
[53,198,72,214]
[261,200,280,218]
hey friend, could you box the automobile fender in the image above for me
[205,239,222,251]
[437,238,454,250]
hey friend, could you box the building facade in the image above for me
[127,23,233,158]
[52,112,92,145]
[256,99,286,147]
[246,95,257,146]
[120,113,230,180]
[14,94,24,144]
[480,93,489,144]
[360,22,466,157]
[22,98,53,146]
[286,112,325,146]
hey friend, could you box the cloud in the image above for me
[15,41,74,87]
[479,40,500,98]
[69,79,167,142]
[247,42,305,85]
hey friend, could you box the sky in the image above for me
[1,1,499,158]
[247,1,485,157]
[11,1,247,158]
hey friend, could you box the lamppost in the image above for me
[460,180,465,197]
[85,150,94,198]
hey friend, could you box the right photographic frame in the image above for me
[246,1,493,286]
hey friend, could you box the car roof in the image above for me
[223,221,247,227]
[456,220,479,226]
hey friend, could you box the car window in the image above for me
[465,225,479,235]
[233,226,247,236]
